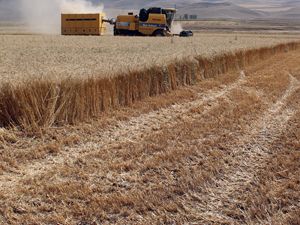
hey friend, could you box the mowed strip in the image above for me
[0,67,241,174]
[1,74,263,224]
[0,50,300,224]
[0,71,246,192]
[0,49,299,177]
[240,110,300,225]
[184,74,300,224]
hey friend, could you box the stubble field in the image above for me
[0,32,300,224]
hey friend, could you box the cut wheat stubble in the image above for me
[186,74,300,224]
[0,70,247,195]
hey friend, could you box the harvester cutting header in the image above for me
[61,7,193,37]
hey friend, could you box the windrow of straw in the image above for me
[0,42,299,129]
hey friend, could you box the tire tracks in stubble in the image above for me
[0,72,247,193]
[188,74,300,224]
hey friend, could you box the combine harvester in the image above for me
[61,7,193,37]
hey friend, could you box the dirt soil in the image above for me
[0,49,300,224]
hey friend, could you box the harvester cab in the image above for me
[114,7,177,36]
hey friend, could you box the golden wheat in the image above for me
[0,33,299,83]
[0,48,299,224]
[0,33,299,128]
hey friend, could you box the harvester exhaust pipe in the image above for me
[102,19,116,25]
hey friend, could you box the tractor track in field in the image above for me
[186,74,300,224]
[0,71,247,194]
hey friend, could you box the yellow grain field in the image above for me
[1,33,300,82]
[0,33,299,128]
[0,32,300,224]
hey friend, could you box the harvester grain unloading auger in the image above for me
[61,7,193,37]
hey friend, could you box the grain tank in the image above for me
[61,13,106,35]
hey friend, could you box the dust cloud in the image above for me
[19,0,104,34]
[171,22,183,34]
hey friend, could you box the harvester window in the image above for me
[163,10,175,28]
[139,8,164,22]
[139,9,148,22]
[148,8,163,14]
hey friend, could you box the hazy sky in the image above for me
[0,0,298,32]
[0,0,104,33]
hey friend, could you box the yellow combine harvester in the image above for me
[61,7,193,37]
[114,7,176,36]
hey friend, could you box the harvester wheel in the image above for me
[114,27,121,36]
[153,29,166,37]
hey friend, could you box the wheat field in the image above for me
[0,33,300,129]
[0,39,299,224]
[0,32,300,224]
[0,33,299,83]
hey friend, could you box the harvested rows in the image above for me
[0,46,299,224]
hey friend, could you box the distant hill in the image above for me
[175,2,267,19]
[98,0,299,19]
[0,0,299,21]
[285,0,300,7]
[0,0,20,21]
[98,0,268,19]
[97,0,300,10]
[273,7,300,19]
